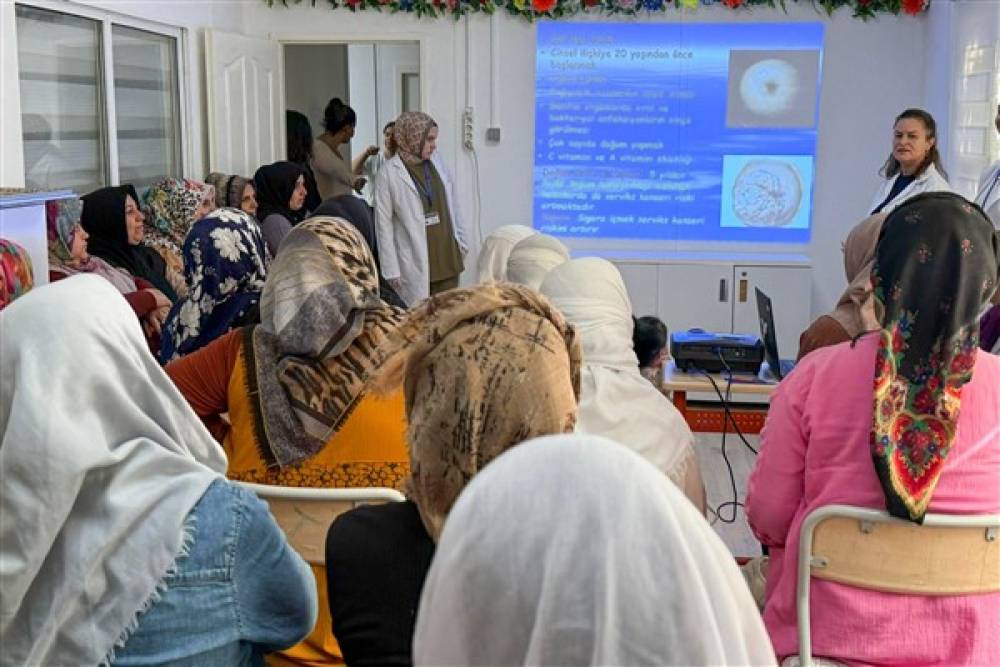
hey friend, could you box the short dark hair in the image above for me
[323,97,357,134]
[633,315,668,368]
[285,110,313,164]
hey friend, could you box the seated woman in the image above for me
[142,177,216,295]
[541,257,706,513]
[0,276,316,666]
[325,283,582,666]
[311,195,406,308]
[81,185,180,305]
[254,161,308,256]
[205,171,258,217]
[47,198,172,347]
[633,314,669,390]
[158,208,270,363]
[0,238,34,310]
[797,213,885,361]
[746,192,1000,665]
[413,434,775,665]
[505,233,570,290]
[476,224,537,283]
[165,217,410,666]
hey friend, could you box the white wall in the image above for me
[1,2,26,188]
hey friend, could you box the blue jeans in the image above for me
[113,479,317,666]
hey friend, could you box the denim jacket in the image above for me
[113,479,317,666]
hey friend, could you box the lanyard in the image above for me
[414,162,434,206]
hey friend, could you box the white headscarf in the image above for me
[506,233,570,290]
[413,434,776,666]
[0,275,228,666]
[540,257,696,482]
[476,224,537,283]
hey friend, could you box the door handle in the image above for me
[739,278,748,303]
[719,278,728,302]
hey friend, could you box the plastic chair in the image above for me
[235,481,405,566]
[796,504,1000,667]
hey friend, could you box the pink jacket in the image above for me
[747,334,1000,665]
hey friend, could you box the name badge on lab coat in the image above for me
[424,212,441,227]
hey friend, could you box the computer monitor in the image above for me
[755,287,788,380]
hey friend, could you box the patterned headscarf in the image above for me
[871,192,1000,521]
[46,199,137,295]
[393,111,437,166]
[204,172,253,210]
[0,240,34,310]
[142,178,214,249]
[158,208,270,363]
[245,216,404,468]
[370,283,582,540]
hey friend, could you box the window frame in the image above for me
[15,0,190,187]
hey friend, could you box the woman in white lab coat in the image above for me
[869,108,953,215]
[974,104,1000,227]
[375,112,470,307]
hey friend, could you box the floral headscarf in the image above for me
[0,240,34,310]
[46,199,137,295]
[370,283,582,540]
[142,177,214,251]
[158,208,270,363]
[393,111,437,166]
[871,192,1000,521]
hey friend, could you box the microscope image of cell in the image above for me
[739,59,799,116]
[731,160,803,227]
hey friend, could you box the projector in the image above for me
[670,329,764,374]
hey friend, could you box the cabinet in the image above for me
[612,258,812,370]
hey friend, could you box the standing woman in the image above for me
[375,111,469,306]
[81,185,179,304]
[254,161,308,257]
[312,98,372,200]
[204,172,258,218]
[870,108,952,215]
[286,110,322,212]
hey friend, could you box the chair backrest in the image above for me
[236,482,406,566]
[796,504,1000,666]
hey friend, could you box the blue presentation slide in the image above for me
[533,23,824,243]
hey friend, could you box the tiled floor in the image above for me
[694,431,762,557]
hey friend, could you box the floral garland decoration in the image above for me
[264,0,930,22]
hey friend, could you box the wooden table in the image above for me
[662,361,779,433]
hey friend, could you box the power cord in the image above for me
[698,350,760,525]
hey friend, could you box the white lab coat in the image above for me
[375,152,470,307]
[868,163,953,215]
[974,161,1000,228]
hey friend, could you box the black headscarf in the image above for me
[870,192,999,522]
[80,185,178,302]
[254,161,307,225]
[309,196,407,309]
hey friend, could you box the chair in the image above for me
[796,504,1000,667]
[236,481,405,566]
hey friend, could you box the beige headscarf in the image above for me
[393,111,437,166]
[506,233,571,290]
[371,283,582,540]
[246,216,404,468]
[828,213,886,337]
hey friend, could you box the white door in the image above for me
[205,30,283,177]
[656,263,733,337]
[731,265,812,361]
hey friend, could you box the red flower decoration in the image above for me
[584,0,601,5]
[723,0,743,6]
[533,0,557,10]
[345,0,362,5]
[901,0,925,15]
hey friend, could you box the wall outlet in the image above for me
[486,127,501,142]
[463,107,474,150]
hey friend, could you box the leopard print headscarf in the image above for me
[246,216,404,468]
[371,283,582,540]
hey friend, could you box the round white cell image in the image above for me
[731,160,803,227]
[739,59,799,117]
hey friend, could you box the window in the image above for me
[15,4,183,193]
